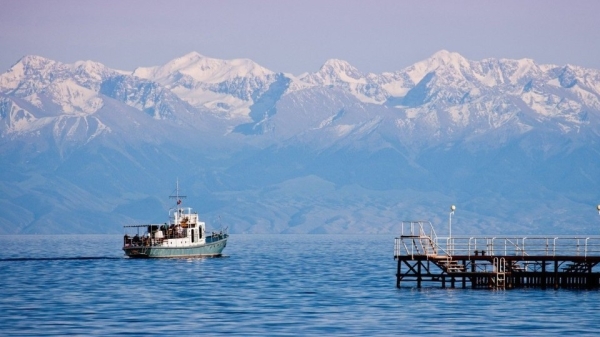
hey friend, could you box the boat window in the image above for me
[191,229,195,243]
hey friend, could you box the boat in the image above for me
[122,181,228,258]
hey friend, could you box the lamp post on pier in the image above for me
[597,205,600,232]
[449,205,456,254]
[449,205,456,238]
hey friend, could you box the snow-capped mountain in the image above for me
[0,56,117,144]
[293,59,390,104]
[132,52,281,119]
[1,50,600,235]
[3,50,599,146]
[0,54,217,147]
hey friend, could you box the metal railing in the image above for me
[395,221,448,258]
[396,234,600,258]
[395,220,600,259]
[439,236,600,258]
[399,220,438,238]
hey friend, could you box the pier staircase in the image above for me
[396,221,443,258]
[408,230,468,274]
[411,237,467,273]
[434,257,466,273]
[408,235,437,257]
[396,221,467,275]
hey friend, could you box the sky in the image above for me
[1,0,599,75]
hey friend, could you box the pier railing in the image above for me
[394,221,600,258]
[395,221,450,258]
[436,236,600,258]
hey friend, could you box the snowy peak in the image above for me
[402,50,540,88]
[0,55,119,96]
[14,55,57,71]
[429,49,469,67]
[131,52,280,118]
[133,51,274,84]
[493,58,543,85]
[166,51,207,69]
[0,55,58,92]
[302,59,365,85]
[403,50,471,85]
[320,59,362,76]
[71,60,114,80]
[292,58,390,104]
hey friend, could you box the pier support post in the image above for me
[541,261,546,290]
[554,260,559,290]
[417,261,422,288]
[588,263,593,290]
[462,260,467,288]
[396,258,402,288]
[471,258,477,289]
[396,258,401,288]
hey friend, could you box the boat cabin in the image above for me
[123,207,206,248]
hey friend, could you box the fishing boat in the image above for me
[122,182,228,258]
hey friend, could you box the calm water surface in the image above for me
[0,234,599,336]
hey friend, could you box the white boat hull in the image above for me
[123,236,228,258]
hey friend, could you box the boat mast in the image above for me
[169,179,187,220]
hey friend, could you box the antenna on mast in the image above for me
[169,178,186,207]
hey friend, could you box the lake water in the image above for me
[0,234,599,336]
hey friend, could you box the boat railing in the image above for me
[123,223,189,247]
[206,227,229,243]
[123,223,229,248]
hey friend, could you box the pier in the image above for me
[394,221,600,289]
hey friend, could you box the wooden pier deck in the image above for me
[395,221,600,290]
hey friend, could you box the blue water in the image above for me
[0,234,599,336]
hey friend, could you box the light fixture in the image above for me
[449,205,456,254]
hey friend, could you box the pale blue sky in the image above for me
[1,0,599,75]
